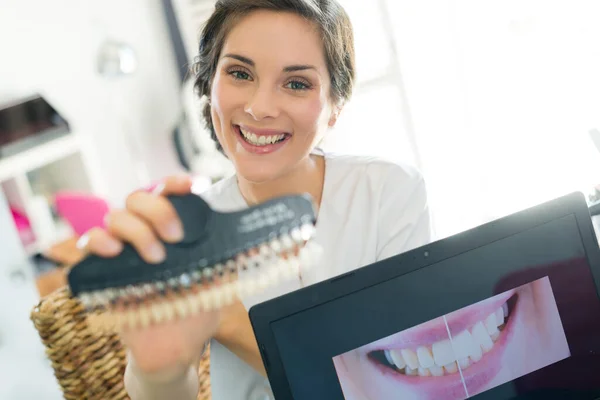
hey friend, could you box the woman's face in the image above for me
[210,10,337,183]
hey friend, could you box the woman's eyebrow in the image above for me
[283,64,316,72]
[223,53,254,66]
[223,53,317,73]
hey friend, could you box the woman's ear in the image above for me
[328,105,343,128]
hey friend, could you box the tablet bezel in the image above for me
[249,191,600,399]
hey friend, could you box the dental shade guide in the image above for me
[67,192,322,332]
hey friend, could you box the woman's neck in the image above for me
[237,154,326,209]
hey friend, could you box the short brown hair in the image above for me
[192,0,356,152]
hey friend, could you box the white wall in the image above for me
[386,0,600,238]
[0,0,187,207]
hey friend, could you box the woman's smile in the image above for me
[362,291,518,398]
[233,124,292,154]
[334,277,571,400]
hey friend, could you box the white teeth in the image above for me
[496,307,505,326]
[503,302,509,317]
[444,362,458,374]
[451,329,476,360]
[458,357,471,370]
[240,127,285,146]
[432,339,455,367]
[485,312,499,337]
[401,349,419,370]
[384,350,396,367]
[429,365,444,377]
[472,321,494,353]
[389,349,406,369]
[385,301,512,377]
[417,346,435,368]
[470,337,483,362]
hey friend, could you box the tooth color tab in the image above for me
[417,346,435,368]
[432,339,455,366]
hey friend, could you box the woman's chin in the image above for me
[234,162,286,184]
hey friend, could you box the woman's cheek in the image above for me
[291,96,330,140]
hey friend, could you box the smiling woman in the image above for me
[78,1,432,400]
[193,2,354,190]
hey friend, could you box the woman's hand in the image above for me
[79,175,221,376]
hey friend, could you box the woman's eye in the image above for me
[230,70,251,80]
[286,80,310,91]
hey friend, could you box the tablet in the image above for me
[249,191,600,400]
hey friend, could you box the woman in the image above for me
[80,0,432,398]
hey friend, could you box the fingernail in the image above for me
[151,182,166,196]
[106,238,123,253]
[165,221,184,242]
[148,243,166,263]
[76,234,90,250]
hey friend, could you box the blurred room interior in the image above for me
[0,0,599,398]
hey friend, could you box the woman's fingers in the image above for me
[126,191,184,243]
[77,175,193,264]
[105,209,166,264]
[77,227,124,258]
[127,174,193,243]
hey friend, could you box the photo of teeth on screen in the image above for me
[332,277,570,400]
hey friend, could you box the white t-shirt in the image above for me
[200,151,433,399]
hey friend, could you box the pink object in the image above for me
[10,206,36,245]
[54,192,110,236]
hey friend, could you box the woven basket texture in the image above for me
[30,286,211,400]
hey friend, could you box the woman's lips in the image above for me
[233,124,291,155]
[366,291,519,399]
[364,290,515,351]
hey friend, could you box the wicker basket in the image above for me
[30,286,211,400]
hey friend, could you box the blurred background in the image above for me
[0,0,599,398]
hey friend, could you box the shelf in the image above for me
[0,134,81,182]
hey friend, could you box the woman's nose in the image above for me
[244,86,280,121]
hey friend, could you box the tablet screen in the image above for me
[333,276,569,399]
[270,214,600,399]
